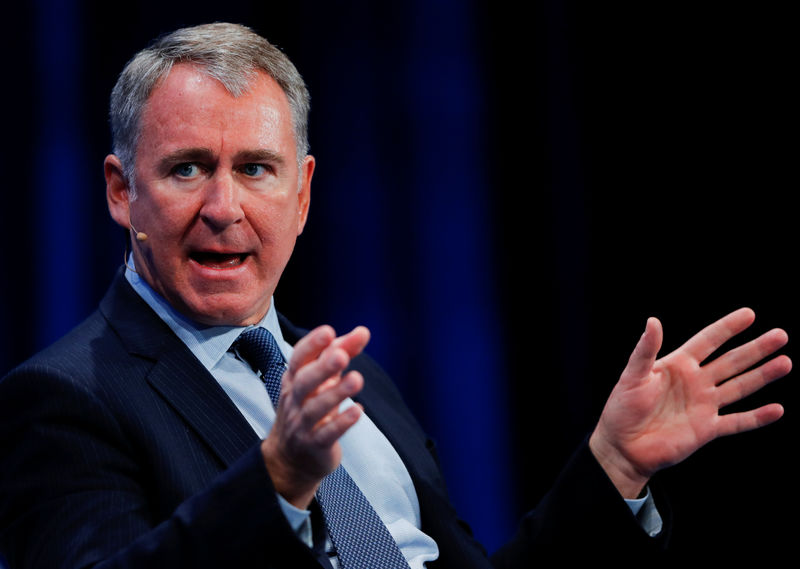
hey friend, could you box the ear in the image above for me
[105,154,133,229]
[296,154,315,235]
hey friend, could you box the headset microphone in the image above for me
[129,221,148,242]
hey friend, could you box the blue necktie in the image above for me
[234,327,411,569]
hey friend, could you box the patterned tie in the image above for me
[234,327,411,569]
[235,327,285,408]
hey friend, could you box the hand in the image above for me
[260,325,370,509]
[589,308,791,498]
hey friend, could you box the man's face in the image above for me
[106,63,314,326]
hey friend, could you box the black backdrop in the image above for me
[1,0,795,561]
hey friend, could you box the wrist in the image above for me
[589,428,650,499]
[261,438,319,509]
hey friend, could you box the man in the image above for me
[0,22,791,568]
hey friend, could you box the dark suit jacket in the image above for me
[0,272,669,568]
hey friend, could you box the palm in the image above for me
[603,351,722,475]
[591,309,790,496]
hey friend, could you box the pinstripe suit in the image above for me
[0,271,669,568]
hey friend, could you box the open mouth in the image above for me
[190,251,250,269]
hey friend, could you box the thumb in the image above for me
[621,317,663,382]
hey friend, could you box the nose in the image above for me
[199,172,243,230]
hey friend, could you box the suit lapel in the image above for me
[145,352,260,467]
[100,270,259,468]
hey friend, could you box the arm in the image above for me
[0,324,370,569]
[589,308,791,498]
[493,308,789,565]
[0,367,318,569]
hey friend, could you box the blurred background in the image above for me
[1,0,795,561]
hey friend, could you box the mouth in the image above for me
[189,251,250,270]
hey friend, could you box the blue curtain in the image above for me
[33,0,93,348]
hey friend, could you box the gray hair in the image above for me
[109,22,310,190]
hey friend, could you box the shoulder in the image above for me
[0,270,167,403]
[3,309,117,382]
[0,309,140,426]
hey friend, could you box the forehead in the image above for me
[137,63,297,159]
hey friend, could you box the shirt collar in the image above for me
[124,256,291,371]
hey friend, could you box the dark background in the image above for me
[1,0,795,562]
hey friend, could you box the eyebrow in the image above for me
[157,148,215,174]
[233,149,286,166]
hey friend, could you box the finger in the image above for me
[301,371,364,429]
[296,326,369,394]
[330,326,371,359]
[287,325,337,375]
[621,317,663,382]
[715,403,785,437]
[717,354,792,408]
[291,347,351,402]
[704,328,789,384]
[678,307,756,363]
[312,404,363,448]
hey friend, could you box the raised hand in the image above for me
[589,308,791,498]
[260,325,370,508]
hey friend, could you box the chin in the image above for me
[184,298,270,327]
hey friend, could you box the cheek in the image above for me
[250,216,300,276]
[134,200,194,269]
[250,200,300,239]
[145,199,198,238]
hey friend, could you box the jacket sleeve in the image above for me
[0,366,320,569]
[490,437,671,567]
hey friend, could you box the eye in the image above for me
[241,163,269,177]
[173,163,201,178]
